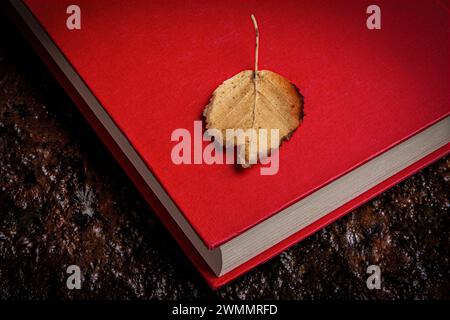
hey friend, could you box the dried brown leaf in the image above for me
[204,70,303,167]
[203,15,303,168]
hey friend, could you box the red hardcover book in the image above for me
[6,0,449,289]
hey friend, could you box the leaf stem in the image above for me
[251,14,259,76]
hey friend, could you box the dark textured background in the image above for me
[0,7,449,300]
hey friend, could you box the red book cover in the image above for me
[7,0,449,288]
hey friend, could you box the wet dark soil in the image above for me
[0,7,449,300]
